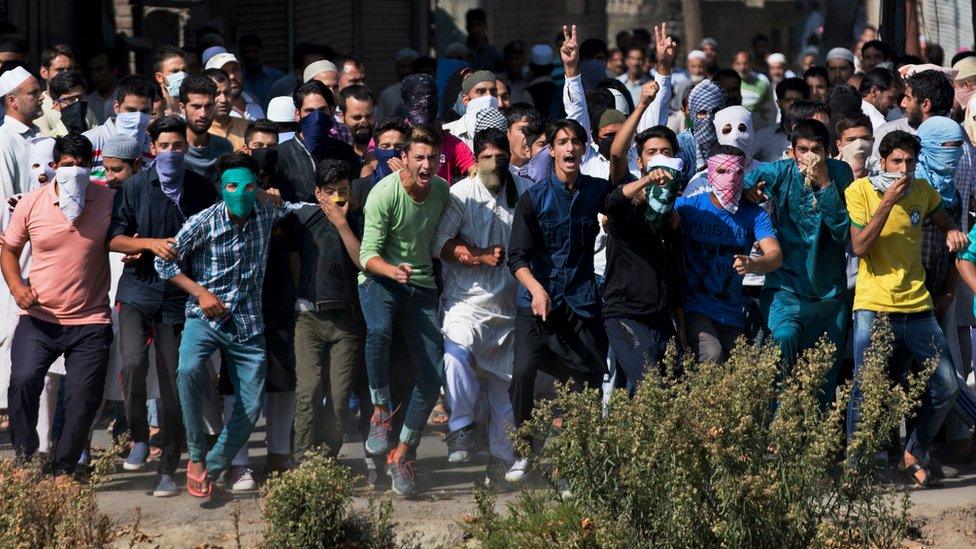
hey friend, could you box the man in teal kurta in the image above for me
[744,119,854,404]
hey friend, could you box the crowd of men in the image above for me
[1,9,976,499]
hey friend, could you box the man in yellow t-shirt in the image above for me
[845,130,968,488]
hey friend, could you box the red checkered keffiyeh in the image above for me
[707,153,745,213]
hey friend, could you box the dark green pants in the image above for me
[293,308,364,457]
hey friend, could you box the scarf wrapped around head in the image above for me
[644,155,685,227]
[917,116,965,209]
[707,152,746,213]
[688,80,726,163]
[712,105,755,160]
[401,73,438,125]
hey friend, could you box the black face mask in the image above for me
[598,134,616,159]
[60,101,88,134]
[251,147,279,177]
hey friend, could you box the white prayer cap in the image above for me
[205,52,240,71]
[530,44,554,66]
[687,50,707,62]
[826,47,855,65]
[303,60,338,83]
[267,96,296,123]
[0,66,32,96]
[766,53,788,66]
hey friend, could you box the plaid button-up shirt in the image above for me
[920,141,976,296]
[155,200,304,341]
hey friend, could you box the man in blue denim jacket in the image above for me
[505,118,610,482]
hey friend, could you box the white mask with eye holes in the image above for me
[713,105,755,160]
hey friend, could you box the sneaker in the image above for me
[930,457,959,480]
[365,408,394,456]
[387,448,417,496]
[505,458,530,483]
[484,456,512,488]
[152,474,179,497]
[228,466,257,492]
[123,442,150,471]
[445,425,476,463]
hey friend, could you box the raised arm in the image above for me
[637,23,677,132]
[610,81,659,184]
[560,25,592,144]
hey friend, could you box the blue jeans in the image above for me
[604,316,672,394]
[846,310,960,460]
[358,276,444,448]
[177,318,267,476]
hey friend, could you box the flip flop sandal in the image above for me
[186,466,213,498]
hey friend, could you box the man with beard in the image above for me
[276,80,360,202]
[358,125,449,496]
[178,74,233,184]
[432,128,533,485]
[205,52,264,121]
[0,65,41,428]
[108,115,219,495]
[754,77,810,162]
[203,68,247,151]
[338,85,375,164]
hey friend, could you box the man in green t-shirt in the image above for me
[358,124,449,496]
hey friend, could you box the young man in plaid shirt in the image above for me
[155,151,303,497]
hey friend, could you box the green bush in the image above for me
[0,444,118,547]
[260,450,397,548]
[465,317,929,548]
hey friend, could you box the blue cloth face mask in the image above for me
[372,148,401,183]
[299,110,334,158]
[155,150,186,203]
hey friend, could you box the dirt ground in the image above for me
[6,415,976,547]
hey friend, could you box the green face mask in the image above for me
[221,166,258,219]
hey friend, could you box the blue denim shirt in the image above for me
[508,171,610,318]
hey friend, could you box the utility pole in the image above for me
[682,0,702,51]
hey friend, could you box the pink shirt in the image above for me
[5,182,115,325]
[437,132,475,185]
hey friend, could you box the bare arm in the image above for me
[957,256,976,295]
[931,207,970,252]
[1,245,37,310]
[734,237,782,275]
[514,266,551,321]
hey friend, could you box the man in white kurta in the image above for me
[0,67,42,414]
[432,129,533,484]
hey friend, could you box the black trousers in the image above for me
[8,316,113,471]
[510,304,607,431]
[117,303,184,474]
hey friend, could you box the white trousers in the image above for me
[443,341,515,463]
